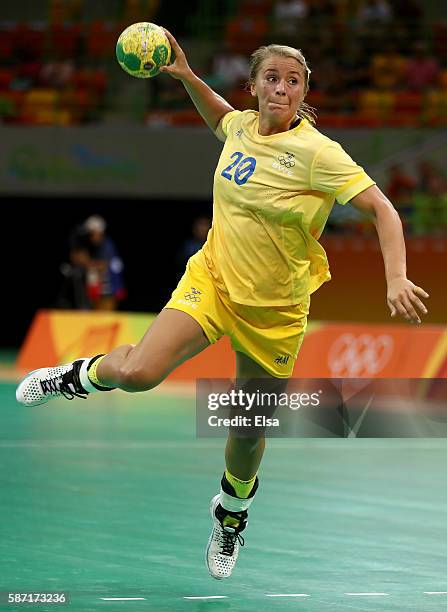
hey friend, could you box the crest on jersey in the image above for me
[272,151,295,176]
[277,152,295,168]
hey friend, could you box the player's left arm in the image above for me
[350,184,429,324]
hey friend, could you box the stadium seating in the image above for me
[0,1,445,127]
[21,88,60,124]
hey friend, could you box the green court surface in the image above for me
[2,382,447,611]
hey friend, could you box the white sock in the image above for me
[79,358,99,393]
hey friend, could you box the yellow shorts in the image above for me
[164,253,310,378]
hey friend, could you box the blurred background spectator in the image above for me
[176,216,212,280]
[207,41,250,96]
[357,0,393,26]
[271,0,309,42]
[404,41,440,92]
[57,214,125,310]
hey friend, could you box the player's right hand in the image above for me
[160,29,192,81]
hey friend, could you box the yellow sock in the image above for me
[225,469,257,498]
[223,515,241,528]
[87,355,107,387]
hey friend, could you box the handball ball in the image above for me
[116,22,171,78]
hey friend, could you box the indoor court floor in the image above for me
[2,381,447,611]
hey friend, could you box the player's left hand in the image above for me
[387,278,429,324]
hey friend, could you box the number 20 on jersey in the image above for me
[221,151,257,185]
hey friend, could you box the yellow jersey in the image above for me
[199,109,375,306]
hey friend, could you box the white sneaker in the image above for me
[16,359,89,406]
[205,494,248,580]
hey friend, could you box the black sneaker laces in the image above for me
[40,377,87,401]
[221,527,245,556]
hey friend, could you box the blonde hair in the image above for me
[248,44,316,125]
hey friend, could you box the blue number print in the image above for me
[234,156,256,185]
[221,152,243,181]
[221,151,256,185]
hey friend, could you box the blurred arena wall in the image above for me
[1,126,447,197]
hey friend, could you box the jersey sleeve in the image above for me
[220,110,243,138]
[310,142,376,205]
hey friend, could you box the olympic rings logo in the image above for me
[278,153,295,168]
[327,333,394,377]
[184,287,202,303]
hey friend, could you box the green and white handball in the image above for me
[116,22,171,78]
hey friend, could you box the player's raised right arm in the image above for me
[160,29,234,139]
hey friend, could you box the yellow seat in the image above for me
[358,89,395,121]
[22,88,59,124]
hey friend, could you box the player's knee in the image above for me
[117,364,163,392]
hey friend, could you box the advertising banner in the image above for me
[17,310,447,380]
